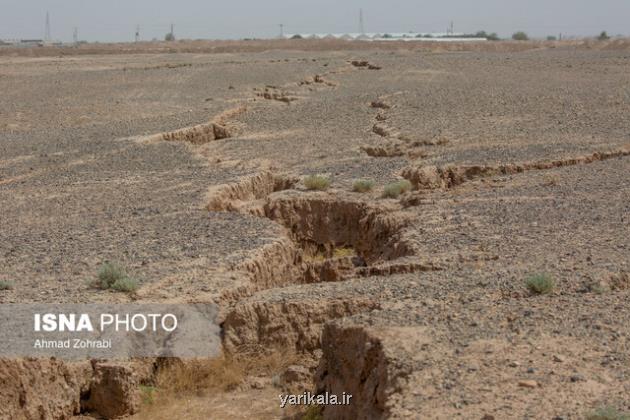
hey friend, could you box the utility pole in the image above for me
[73,27,78,45]
[45,11,51,42]
[135,25,140,42]
[170,23,175,40]
[279,23,284,38]
[359,9,365,34]
[449,21,454,35]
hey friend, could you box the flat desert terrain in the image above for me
[1,40,629,419]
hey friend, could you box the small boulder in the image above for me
[518,380,538,388]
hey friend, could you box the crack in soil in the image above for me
[253,72,339,104]
[402,145,630,191]
[350,60,382,70]
[1,64,414,420]
[204,171,439,364]
[364,98,446,159]
[206,172,425,296]
[147,105,247,145]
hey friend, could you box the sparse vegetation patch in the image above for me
[92,261,139,293]
[382,180,412,198]
[333,247,356,258]
[139,385,156,405]
[586,406,630,420]
[352,179,375,193]
[0,281,14,290]
[526,274,554,295]
[145,351,297,402]
[304,175,331,191]
[110,276,139,293]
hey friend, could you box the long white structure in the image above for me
[283,32,488,42]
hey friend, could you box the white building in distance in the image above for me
[283,32,487,42]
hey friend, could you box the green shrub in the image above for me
[598,31,610,41]
[140,385,157,405]
[94,261,138,293]
[512,31,529,41]
[353,179,375,193]
[304,175,331,191]
[382,180,412,199]
[475,31,499,41]
[97,262,127,288]
[586,406,630,420]
[526,274,554,295]
[487,32,500,41]
[0,281,14,291]
[111,277,139,293]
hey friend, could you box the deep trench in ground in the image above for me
[214,148,630,416]
[209,172,419,291]
[210,173,423,395]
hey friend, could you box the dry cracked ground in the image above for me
[1,40,629,419]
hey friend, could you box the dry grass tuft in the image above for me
[526,273,555,295]
[155,355,245,395]
[586,406,630,420]
[0,280,14,291]
[135,350,299,418]
[542,174,560,186]
[303,252,327,263]
[382,180,412,198]
[304,246,356,262]
[333,247,356,258]
[304,175,331,191]
[352,179,375,193]
[92,261,139,293]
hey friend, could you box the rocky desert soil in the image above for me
[1,40,629,419]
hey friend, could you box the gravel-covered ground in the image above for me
[0,52,325,302]
[1,43,629,419]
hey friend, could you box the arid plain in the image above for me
[1,40,629,419]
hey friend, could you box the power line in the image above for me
[44,11,51,42]
[135,25,140,42]
[359,9,365,34]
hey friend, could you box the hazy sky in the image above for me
[1,0,628,42]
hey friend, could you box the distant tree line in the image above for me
[598,31,610,41]
[473,31,500,41]
[512,31,529,41]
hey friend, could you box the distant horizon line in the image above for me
[2,30,626,44]
[2,33,627,46]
